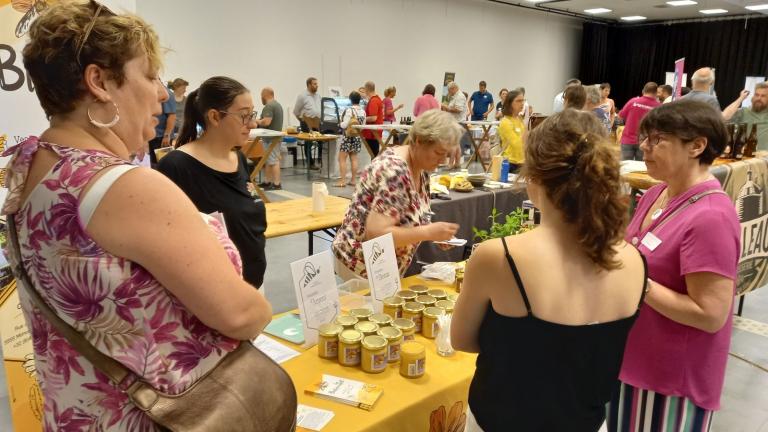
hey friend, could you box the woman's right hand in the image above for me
[425,222,459,241]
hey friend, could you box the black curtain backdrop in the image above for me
[579,17,768,110]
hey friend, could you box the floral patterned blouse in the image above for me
[1,138,241,431]
[332,148,431,277]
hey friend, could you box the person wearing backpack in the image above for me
[336,91,367,187]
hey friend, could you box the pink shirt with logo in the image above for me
[621,179,740,410]
[619,95,661,145]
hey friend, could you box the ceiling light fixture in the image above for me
[667,0,697,6]
[699,8,728,14]
[584,8,612,14]
[745,4,768,10]
[621,15,647,21]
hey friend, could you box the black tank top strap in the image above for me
[637,252,649,309]
[500,237,532,315]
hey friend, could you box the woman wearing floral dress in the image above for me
[335,91,366,188]
[3,3,272,430]
[332,110,462,279]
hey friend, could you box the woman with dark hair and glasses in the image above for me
[5,3,271,430]
[158,76,268,289]
[606,100,740,431]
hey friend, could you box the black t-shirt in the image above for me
[157,150,267,288]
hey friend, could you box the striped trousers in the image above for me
[606,382,713,432]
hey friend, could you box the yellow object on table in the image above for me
[399,341,426,379]
[361,336,388,374]
[338,330,363,367]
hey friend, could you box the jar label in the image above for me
[413,316,422,333]
[371,353,387,371]
[325,340,338,357]
[404,334,415,341]
[408,358,425,376]
[344,346,360,364]
[388,343,401,361]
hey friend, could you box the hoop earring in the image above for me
[87,101,120,128]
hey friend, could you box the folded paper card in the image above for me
[304,375,383,411]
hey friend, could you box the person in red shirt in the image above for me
[362,81,384,157]
[618,82,661,161]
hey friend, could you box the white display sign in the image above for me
[742,76,766,108]
[361,233,401,312]
[290,250,341,347]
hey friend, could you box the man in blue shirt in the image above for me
[469,81,494,121]
[149,86,176,167]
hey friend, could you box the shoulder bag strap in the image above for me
[6,216,133,388]
[651,189,727,234]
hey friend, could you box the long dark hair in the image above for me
[176,76,248,146]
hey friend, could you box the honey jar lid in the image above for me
[401,341,426,356]
[397,290,417,300]
[318,323,343,337]
[447,293,459,302]
[334,315,358,327]
[370,313,393,325]
[349,308,373,319]
[435,300,455,312]
[354,321,379,334]
[362,335,387,350]
[382,295,405,306]
[416,294,437,304]
[339,329,363,344]
[427,289,447,298]
[392,318,416,331]
[423,307,445,319]
[403,301,425,313]
[377,326,403,340]
[409,285,429,294]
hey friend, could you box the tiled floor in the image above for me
[1,164,766,430]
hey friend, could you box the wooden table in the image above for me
[459,120,499,171]
[245,128,286,203]
[265,195,350,255]
[352,124,412,157]
[291,132,340,178]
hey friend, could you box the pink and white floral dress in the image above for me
[2,138,242,431]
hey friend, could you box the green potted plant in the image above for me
[472,207,533,243]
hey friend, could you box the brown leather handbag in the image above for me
[6,217,297,432]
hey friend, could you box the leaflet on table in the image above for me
[361,233,401,313]
[290,250,341,347]
[304,375,383,411]
[251,334,300,364]
[264,314,305,344]
[296,404,335,431]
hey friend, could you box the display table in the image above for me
[290,132,341,179]
[412,185,528,272]
[352,124,412,157]
[265,195,350,255]
[279,277,475,432]
[459,120,499,171]
[246,128,286,202]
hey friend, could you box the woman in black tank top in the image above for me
[452,109,647,432]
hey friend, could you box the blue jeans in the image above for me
[621,144,643,161]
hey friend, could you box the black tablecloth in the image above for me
[406,185,528,275]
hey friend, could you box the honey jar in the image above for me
[317,323,343,359]
[402,302,425,333]
[435,299,455,314]
[369,313,393,328]
[422,307,445,339]
[349,308,373,322]
[427,289,448,301]
[416,294,437,308]
[334,315,358,329]
[409,285,429,295]
[455,269,464,292]
[338,330,363,366]
[361,336,388,374]
[377,326,403,362]
[397,290,418,302]
[354,321,379,337]
[392,318,416,341]
[447,293,459,302]
[382,296,405,319]
[400,341,426,378]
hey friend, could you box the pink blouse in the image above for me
[413,94,440,117]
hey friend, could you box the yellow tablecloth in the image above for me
[285,277,477,432]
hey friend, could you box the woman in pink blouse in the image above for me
[413,84,441,117]
[607,100,740,432]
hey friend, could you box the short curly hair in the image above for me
[23,0,161,118]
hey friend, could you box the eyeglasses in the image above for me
[218,110,258,125]
[75,1,116,69]
[639,132,692,149]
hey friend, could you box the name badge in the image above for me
[641,232,662,251]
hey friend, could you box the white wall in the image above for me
[136,0,582,121]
